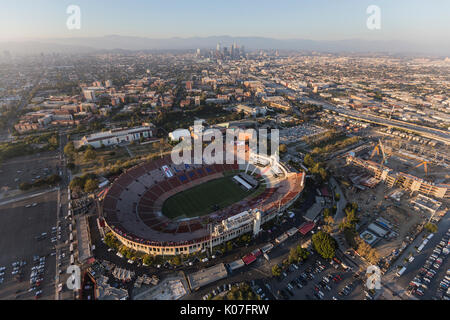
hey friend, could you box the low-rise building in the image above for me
[235,104,266,116]
[80,124,156,148]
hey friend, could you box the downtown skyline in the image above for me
[0,0,449,50]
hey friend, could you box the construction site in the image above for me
[345,133,450,198]
[329,130,449,267]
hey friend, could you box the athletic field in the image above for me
[162,176,253,219]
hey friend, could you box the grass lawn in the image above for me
[162,176,254,219]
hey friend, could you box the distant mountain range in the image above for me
[1,35,449,56]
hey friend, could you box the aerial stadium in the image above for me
[99,148,305,256]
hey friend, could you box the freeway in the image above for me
[248,74,450,145]
[307,98,450,145]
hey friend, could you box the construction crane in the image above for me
[415,160,431,175]
[370,139,387,165]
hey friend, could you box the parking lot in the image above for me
[279,124,328,145]
[266,255,366,300]
[0,151,60,198]
[404,228,450,300]
[0,191,58,300]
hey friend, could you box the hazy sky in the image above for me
[0,0,449,45]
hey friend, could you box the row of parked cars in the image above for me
[0,265,7,284]
[311,260,332,300]
[251,281,271,300]
[202,283,233,300]
[408,228,450,298]
[435,229,450,300]
[277,260,313,299]
[29,256,46,299]
[338,280,357,297]
[10,261,27,281]
[437,270,450,300]
[278,259,339,300]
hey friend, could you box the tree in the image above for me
[289,245,310,263]
[367,249,380,265]
[296,246,310,261]
[19,182,32,191]
[104,232,120,249]
[312,231,336,259]
[84,149,96,161]
[64,141,75,156]
[424,222,438,233]
[318,167,328,181]
[356,237,380,265]
[323,216,335,234]
[143,254,154,266]
[48,135,58,147]
[84,179,98,193]
[303,153,315,168]
[171,255,181,266]
[356,238,371,257]
[288,248,298,264]
[69,177,84,192]
[272,265,282,277]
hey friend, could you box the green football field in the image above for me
[162,176,253,219]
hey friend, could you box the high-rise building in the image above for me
[223,47,229,57]
[231,42,239,59]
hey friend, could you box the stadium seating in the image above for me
[102,155,304,247]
